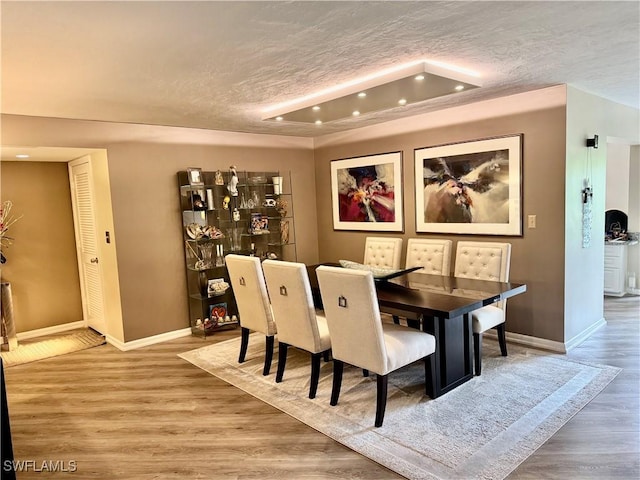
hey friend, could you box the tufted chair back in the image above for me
[454,241,511,309]
[225,254,276,336]
[405,238,453,275]
[363,237,403,269]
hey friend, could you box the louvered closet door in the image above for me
[70,159,106,334]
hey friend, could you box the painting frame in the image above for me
[331,151,403,232]
[414,135,523,236]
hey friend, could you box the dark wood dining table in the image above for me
[307,264,527,398]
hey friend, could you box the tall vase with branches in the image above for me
[0,200,22,264]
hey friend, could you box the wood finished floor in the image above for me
[4,296,639,479]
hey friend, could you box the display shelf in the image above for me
[178,169,296,337]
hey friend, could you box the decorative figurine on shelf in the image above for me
[222,196,230,210]
[228,166,239,197]
[280,220,290,244]
[276,197,288,217]
[214,170,224,185]
[191,193,206,211]
[232,208,240,222]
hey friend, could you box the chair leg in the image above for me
[263,335,275,376]
[275,342,288,383]
[309,352,322,399]
[238,327,250,363]
[330,360,344,406]
[323,350,330,362]
[496,323,508,357]
[424,354,436,398]
[362,369,369,377]
[375,374,389,427]
[392,315,400,325]
[473,332,482,376]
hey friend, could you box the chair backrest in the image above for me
[225,254,276,336]
[363,237,403,269]
[454,241,511,309]
[405,238,453,275]
[262,260,325,353]
[316,266,388,374]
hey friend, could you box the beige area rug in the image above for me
[1,329,105,367]
[179,334,620,480]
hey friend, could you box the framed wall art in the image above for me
[414,135,522,235]
[331,151,403,232]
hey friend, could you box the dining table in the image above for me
[307,264,527,398]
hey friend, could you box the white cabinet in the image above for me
[604,245,627,296]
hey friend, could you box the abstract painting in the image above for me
[331,152,403,232]
[414,135,522,235]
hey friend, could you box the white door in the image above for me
[69,158,107,334]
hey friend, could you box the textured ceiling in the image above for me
[1,1,638,138]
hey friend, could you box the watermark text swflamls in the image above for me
[3,460,78,473]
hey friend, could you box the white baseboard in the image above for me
[564,318,607,351]
[16,320,86,341]
[483,329,567,353]
[484,318,607,354]
[106,327,192,351]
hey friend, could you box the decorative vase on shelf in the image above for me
[198,270,208,297]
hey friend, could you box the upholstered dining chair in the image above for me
[453,241,512,376]
[225,254,277,376]
[393,238,453,326]
[405,238,453,275]
[262,260,331,399]
[316,265,436,428]
[363,237,403,269]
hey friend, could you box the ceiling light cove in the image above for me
[262,59,481,124]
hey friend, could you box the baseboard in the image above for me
[484,318,607,354]
[564,318,607,351]
[15,320,87,341]
[106,327,192,351]
[483,329,567,353]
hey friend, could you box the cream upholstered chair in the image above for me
[394,238,454,326]
[363,237,403,269]
[405,238,453,275]
[454,241,511,376]
[225,254,277,376]
[262,260,331,399]
[316,265,436,428]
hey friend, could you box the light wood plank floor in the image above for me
[4,296,638,479]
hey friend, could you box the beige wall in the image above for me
[0,161,83,332]
[314,106,568,343]
[0,115,318,342]
[105,142,317,341]
[605,143,631,212]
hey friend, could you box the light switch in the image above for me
[528,215,537,229]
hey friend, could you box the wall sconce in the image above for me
[586,135,599,148]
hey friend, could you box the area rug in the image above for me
[179,334,620,480]
[1,329,105,367]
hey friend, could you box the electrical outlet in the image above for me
[528,215,537,229]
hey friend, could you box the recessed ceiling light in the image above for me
[15,154,30,159]
[352,111,360,116]
[415,74,425,81]
[312,105,320,111]
[455,85,465,91]
[357,92,367,98]
[315,120,322,125]
[398,98,407,106]
[275,116,283,121]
